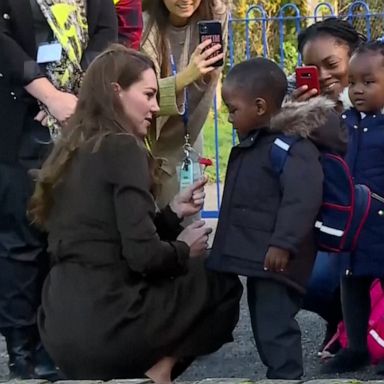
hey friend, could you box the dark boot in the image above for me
[1,327,34,379]
[375,360,384,375]
[321,348,370,374]
[33,341,64,381]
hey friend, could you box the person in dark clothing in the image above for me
[207,57,344,379]
[0,0,117,379]
[292,17,366,358]
[29,46,242,383]
[321,40,384,374]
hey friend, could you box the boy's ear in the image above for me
[254,97,267,116]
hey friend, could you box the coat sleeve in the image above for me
[102,135,189,278]
[80,0,118,70]
[154,205,184,241]
[0,2,44,85]
[269,139,323,255]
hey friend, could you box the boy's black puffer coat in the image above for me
[207,97,346,294]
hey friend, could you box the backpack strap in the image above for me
[270,135,302,174]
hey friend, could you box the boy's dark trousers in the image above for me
[247,277,303,379]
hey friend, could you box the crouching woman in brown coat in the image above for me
[28,45,242,383]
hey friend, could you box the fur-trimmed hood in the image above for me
[270,96,348,156]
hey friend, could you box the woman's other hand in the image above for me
[170,176,207,218]
[25,78,78,123]
[34,110,49,126]
[177,220,212,257]
[291,85,318,102]
[176,39,224,90]
[46,91,78,123]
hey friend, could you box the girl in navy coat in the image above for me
[323,40,384,373]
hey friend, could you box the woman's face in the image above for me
[163,0,202,26]
[302,35,350,101]
[118,68,159,138]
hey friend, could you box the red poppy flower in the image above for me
[199,158,213,167]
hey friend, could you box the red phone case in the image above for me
[295,66,320,93]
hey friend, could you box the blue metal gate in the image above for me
[202,0,384,219]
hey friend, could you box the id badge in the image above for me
[179,158,194,190]
[37,42,62,64]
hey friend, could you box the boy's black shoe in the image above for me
[321,348,370,374]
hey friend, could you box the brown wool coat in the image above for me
[38,134,242,380]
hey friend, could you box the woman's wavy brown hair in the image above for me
[29,45,158,227]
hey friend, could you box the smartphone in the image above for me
[197,20,223,67]
[295,66,320,93]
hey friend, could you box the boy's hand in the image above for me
[264,246,290,272]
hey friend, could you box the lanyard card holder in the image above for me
[178,143,202,190]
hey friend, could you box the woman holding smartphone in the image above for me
[141,0,228,208]
[291,17,366,358]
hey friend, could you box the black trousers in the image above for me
[0,117,51,329]
[247,278,303,379]
[341,275,384,352]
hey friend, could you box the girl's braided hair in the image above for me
[298,17,367,55]
[353,38,384,58]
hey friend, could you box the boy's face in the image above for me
[348,52,384,113]
[222,83,266,136]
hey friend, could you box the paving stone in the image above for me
[255,381,302,384]
[0,379,375,384]
[192,380,255,384]
[107,380,153,384]
[1,380,50,384]
[304,380,363,384]
[54,381,103,384]
[365,381,384,384]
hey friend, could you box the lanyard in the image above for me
[170,54,190,146]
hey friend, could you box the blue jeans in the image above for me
[303,252,342,327]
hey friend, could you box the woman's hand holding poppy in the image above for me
[170,176,207,219]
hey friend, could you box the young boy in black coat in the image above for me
[207,58,339,379]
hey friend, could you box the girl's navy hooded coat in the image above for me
[341,106,384,277]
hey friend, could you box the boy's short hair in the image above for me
[224,57,288,109]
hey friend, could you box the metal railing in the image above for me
[202,0,384,218]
